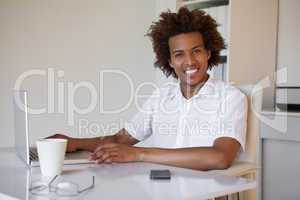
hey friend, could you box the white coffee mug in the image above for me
[36,138,67,178]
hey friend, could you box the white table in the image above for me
[0,148,256,200]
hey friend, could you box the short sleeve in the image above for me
[215,88,248,151]
[124,90,160,141]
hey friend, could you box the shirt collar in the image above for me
[169,75,215,100]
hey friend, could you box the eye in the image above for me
[193,48,203,54]
[174,52,183,58]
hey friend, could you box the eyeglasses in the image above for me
[29,175,95,197]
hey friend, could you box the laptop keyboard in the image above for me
[29,148,39,161]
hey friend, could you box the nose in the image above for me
[184,52,196,66]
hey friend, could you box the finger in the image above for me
[100,151,115,161]
[104,152,122,163]
[96,150,106,158]
[95,151,115,164]
[89,149,105,160]
[95,158,104,164]
[103,153,119,164]
[88,151,99,160]
[103,158,113,164]
[92,146,119,157]
[93,145,106,154]
[93,146,113,156]
[94,145,103,153]
[94,152,109,164]
[93,143,118,157]
[92,143,119,159]
[109,154,122,163]
[103,156,118,164]
[88,153,97,161]
[100,151,118,162]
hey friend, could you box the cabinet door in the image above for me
[277,0,300,87]
[263,139,300,200]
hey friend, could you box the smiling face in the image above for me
[169,32,211,91]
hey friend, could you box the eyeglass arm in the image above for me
[78,176,95,193]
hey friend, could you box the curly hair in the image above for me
[147,7,225,78]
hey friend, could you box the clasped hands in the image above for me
[49,134,142,164]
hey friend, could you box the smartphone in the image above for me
[150,170,171,180]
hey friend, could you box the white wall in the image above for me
[0,0,156,147]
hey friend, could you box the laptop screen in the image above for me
[13,90,30,165]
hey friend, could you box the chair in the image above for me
[213,83,263,200]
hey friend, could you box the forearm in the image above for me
[138,147,231,171]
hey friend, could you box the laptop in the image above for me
[13,90,93,167]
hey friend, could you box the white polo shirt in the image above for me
[125,76,248,150]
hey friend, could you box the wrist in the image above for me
[136,147,147,162]
[102,135,117,143]
[70,138,80,151]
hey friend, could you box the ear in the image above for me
[169,60,174,68]
[207,50,211,60]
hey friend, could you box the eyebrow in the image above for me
[172,45,205,53]
[192,45,205,50]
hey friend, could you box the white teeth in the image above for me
[185,69,198,75]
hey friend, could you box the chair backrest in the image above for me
[235,83,263,164]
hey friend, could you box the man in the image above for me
[52,7,247,171]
